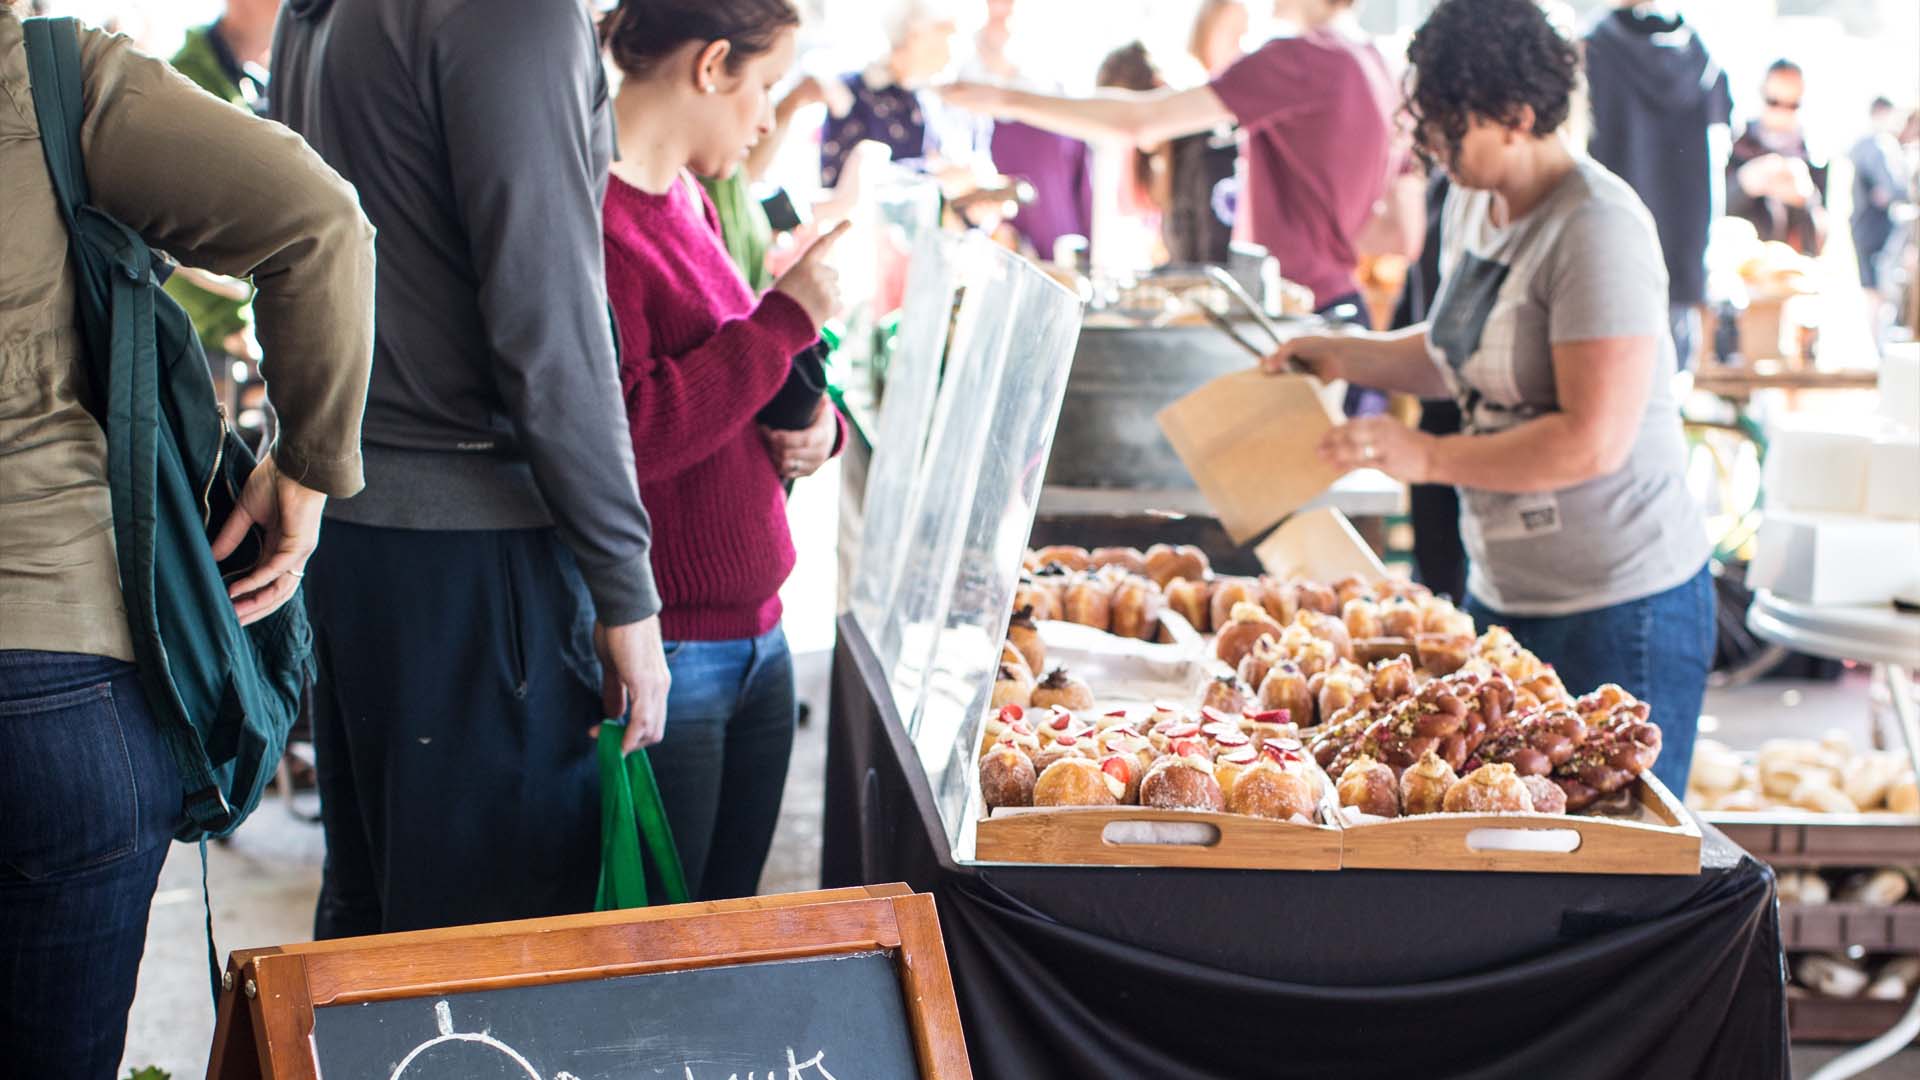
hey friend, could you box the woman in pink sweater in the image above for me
[600,0,844,900]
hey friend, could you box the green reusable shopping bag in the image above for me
[595,722,691,910]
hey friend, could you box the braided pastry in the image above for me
[1554,691,1662,810]
[1336,680,1472,775]
[1369,654,1418,703]
[1308,705,1374,772]
[1473,708,1588,777]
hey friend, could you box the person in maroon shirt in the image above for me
[942,0,1395,322]
[599,0,846,900]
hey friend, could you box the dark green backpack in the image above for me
[24,17,309,845]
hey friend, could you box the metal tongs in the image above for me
[1197,264,1357,375]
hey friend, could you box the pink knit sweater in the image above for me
[602,175,819,641]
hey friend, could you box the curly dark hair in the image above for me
[1404,0,1581,167]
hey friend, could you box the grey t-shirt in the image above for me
[1425,156,1709,615]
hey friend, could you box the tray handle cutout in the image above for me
[1102,821,1223,847]
[1465,827,1582,854]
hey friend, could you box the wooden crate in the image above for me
[1335,773,1703,875]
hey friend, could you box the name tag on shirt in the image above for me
[1474,491,1565,544]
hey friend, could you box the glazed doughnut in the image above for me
[1399,750,1458,815]
[1257,660,1314,722]
[1212,746,1262,795]
[1247,710,1300,750]
[1031,668,1095,712]
[1033,756,1123,807]
[1063,576,1115,631]
[979,742,1037,809]
[1007,607,1046,674]
[1443,762,1535,813]
[1238,635,1287,692]
[1520,774,1567,815]
[1213,603,1286,671]
[1307,707,1373,772]
[1098,754,1142,804]
[1292,579,1340,616]
[1208,578,1261,635]
[1090,546,1149,576]
[1294,610,1355,663]
[999,641,1031,680]
[1140,753,1226,811]
[1144,544,1211,588]
[1414,633,1472,676]
[1200,674,1253,716]
[991,663,1034,711]
[1032,545,1093,572]
[1376,596,1424,640]
[1258,576,1300,627]
[1164,577,1211,633]
[1369,655,1418,704]
[1333,576,1374,609]
[1227,759,1317,821]
[1030,731,1095,775]
[1338,756,1402,818]
[1110,575,1164,641]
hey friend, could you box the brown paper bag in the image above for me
[1155,370,1346,543]
[1254,507,1387,582]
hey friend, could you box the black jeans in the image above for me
[648,628,797,901]
[0,651,182,1079]
[1410,398,1468,602]
[305,522,604,936]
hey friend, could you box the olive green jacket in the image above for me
[0,8,375,659]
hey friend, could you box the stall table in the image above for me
[824,615,1788,1080]
[1745,590,1920,1079]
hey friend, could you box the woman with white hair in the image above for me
[818,2,958,187]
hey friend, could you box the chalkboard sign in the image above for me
[208,885,970,1080]
[311,951,916,1079]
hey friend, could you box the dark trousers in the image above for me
[0,651,182,1079]
[1467,564,1714,796]
[1320,291,1385,416]
[305,522,604,936]
[1410,398,1468,602]
[648,628,797,900]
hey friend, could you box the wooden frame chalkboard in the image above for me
[206,884,970,1079]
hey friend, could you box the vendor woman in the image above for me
[1266,0,1711,795]
[940,0,1396,325]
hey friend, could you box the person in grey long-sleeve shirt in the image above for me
[270,0,672,935]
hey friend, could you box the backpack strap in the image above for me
[22,17,89,223]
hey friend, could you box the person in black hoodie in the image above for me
[270,0,672,936]
[1585,1,1733,370]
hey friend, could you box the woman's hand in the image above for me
[772,219,850,329]
[1318,417,1437,484]
[1262,334,1349,382]
[761,399,838,480]
[211,453,328,625]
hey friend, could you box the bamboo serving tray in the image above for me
[1335,772,1702,875]
[974,804,1343,870]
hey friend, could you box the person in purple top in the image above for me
[943,0,1395,324]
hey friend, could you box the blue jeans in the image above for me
[0,651,182,1079]
[647,628,796,901]
[1467,565,1714,796]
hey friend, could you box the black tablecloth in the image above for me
[823,616,1789,1080]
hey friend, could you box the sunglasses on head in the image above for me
[1766,97,1802,110]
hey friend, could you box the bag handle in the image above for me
[22,17,88,222]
